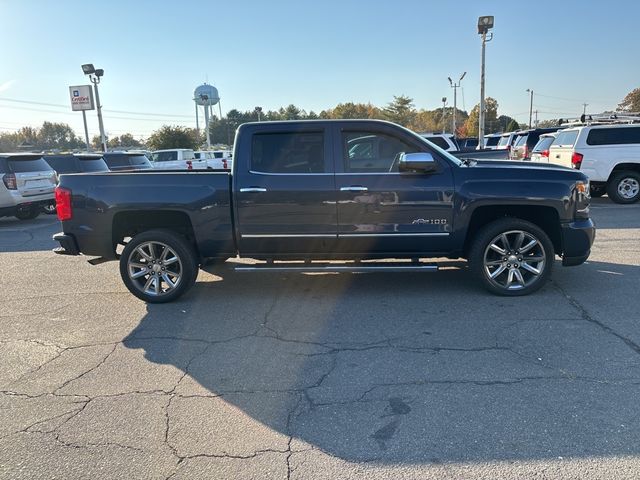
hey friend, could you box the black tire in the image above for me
[119,229,198,303]
[606,171,640,204]
[589,185,606,198]
[15,208,40,220]
[469,218,554,296]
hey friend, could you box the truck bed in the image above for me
[57,171,234,259]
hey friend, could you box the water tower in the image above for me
[194,83,220,148]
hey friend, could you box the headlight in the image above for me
[575,180,590,219]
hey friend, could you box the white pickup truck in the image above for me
[150,149,207,170]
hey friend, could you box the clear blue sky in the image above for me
[1,0,638,140]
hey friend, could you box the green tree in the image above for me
[147,125,200,150]
[382,95,416,126]
[108,133,143,149]
[327,102,383,120]
[617,88,640,112]
[463,97,499,136]
[505,119,520,132]
[37,122,82,150]
[498,115,519,132]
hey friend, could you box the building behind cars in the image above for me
[0,153,56,220]
[509,128,561,161]
[547,123,640,203]
[103,152,153,172]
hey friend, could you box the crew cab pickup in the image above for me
[53,120,595,303]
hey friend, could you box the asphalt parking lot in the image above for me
[1,199,639,479]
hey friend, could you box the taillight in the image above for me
[571,152,584,169]
[55,187,72,221]
[523,145,529,159]
[186,160,193,170]
[541,150,549,158]
[2,173,17,190]
[222,159,228,169]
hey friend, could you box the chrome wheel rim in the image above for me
[127,241,182,296]
[617,178,639,199]
[483,230,546,291]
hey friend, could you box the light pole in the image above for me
[477,16,494,146]
[255,106,263,121]
[81,64,107,152]
[526,88,534,129]
[441,97,447,134]
[448,72,466,136]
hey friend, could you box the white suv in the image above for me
[547,124,640,203]
[0,154,57,220]
[419,134,458,152]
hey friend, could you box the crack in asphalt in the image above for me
[554,282,640,356]
[53,343,118,393]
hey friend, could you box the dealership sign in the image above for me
[69,85,95,111]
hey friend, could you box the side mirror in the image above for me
[399,152,438,173]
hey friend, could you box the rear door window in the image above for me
[552,130,579,148]
[8,157,52,173]
[533,136,555,152]
[80,158,109,172]
[128,155,151,166]
[485,136,500,147]
[251,132,325,173]
[514,134,528,147]
[586,127,640,145]
[498,135,511,147]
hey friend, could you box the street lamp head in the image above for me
[94,69,104,78]
[81,63,95,75]
[448,77,453,86]
[477,15,494,34]
[442,97,447,103]
[460,71,467,81]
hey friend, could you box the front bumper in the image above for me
[53,232,80,256]
[561,218,596,266]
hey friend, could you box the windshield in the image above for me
[497,135,511,147]
[532,136,555,152]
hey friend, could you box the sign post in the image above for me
[69,85,95,151]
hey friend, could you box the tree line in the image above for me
[3,88,638,151]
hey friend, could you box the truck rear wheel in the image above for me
[469,218,554,296]
[607,171,640,204]
[15,207,40,220]
[119,229,198,303]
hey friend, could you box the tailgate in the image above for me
[8,157,56,197]
[548,147,574,168]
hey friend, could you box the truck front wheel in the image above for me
[469,218,554,296]
[119,229,198,303]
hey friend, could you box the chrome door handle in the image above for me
[340,186,368,192]
[240,187,267,193]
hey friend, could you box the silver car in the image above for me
[0,154,57,220]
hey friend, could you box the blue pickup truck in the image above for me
[53,120,595,302]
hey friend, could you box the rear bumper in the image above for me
[0,199,55,217]
[561,218,596,266]
[52,232,80,256]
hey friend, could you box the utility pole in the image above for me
[526,89,534,129]
[582,103,588,116]
[534,110,538,128]
[441,97,447,133]
[477,16,494,146]
[448,72,466,136]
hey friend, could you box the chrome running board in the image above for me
[233,261,438,273]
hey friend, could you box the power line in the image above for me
[0,96,193,119]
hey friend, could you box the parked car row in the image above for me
[0,147,234,221]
